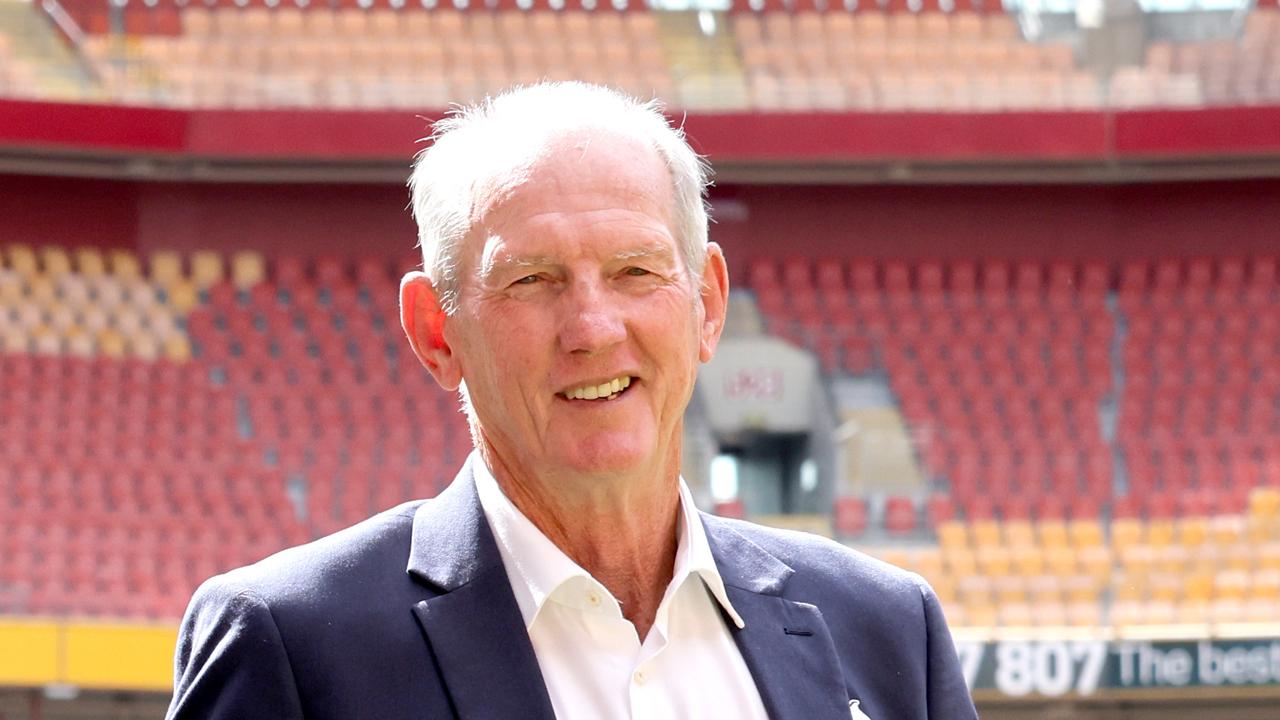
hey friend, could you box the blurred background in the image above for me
[0,0,1278,716]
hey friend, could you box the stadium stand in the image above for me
[0,0,1277,110]
[0,245,470,620]
[5,244,1276,633]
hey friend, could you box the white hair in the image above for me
[408,81,712,314]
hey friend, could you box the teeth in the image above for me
[564,376,632,401]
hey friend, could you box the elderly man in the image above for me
[167,82,977,720]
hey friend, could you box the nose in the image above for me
[557,277,626,355]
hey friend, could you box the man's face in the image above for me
[404,131,727,482]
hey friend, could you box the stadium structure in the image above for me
[0,0,1279,716]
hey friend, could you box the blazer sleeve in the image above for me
[918,577,979,720]
[166,576,305,720]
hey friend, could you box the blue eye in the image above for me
[625,267,650,277]
[514,275,539,285]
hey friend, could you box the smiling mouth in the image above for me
[560,375,633,401]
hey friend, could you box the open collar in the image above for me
[470,450,746,630]
[406,460,850,720]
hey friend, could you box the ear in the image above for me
[400,271,463,391]
[697,242,730,363]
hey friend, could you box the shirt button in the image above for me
[633,670,647,685]
[586,591,602,607]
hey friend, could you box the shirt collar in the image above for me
[471,450,745,631]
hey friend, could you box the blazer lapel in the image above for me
[406,459,556,720]
[704,516,853,720]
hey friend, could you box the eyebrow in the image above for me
[611,244,677,264]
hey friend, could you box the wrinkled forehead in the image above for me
[467,128,677,237]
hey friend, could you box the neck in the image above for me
[479,441,683,641]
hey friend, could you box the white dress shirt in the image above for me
[472,452,770,720]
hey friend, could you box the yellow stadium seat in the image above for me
[80,305,108,333]
[129,333,160,361]
[1153,544,1191,575]
[976,546,1012,577]
[1066,601,1102,627]
[1246,514,1279,543]
[1210,598,1245,624]
[964,602,998,628]
[1209,515,1246,545]
[114,308,142,338]
[1251,570,1280,602]
[1174,600,1212,624]
[65,327,93,357]
[0,271,22,304]
[191,250,225,289]
[1148,573,1183,603]
[1250,488,1280,519]
[90,276,123,309]
[1242,599,1280,623]
[165,278,199,314]
[970,519,1002,547]
[1142,600,1178,626]
[74,247,106,277]
[0,327,27,352]
[1033,602,1068,627]
[1113,575,1145,603]
[1215,570,1251,601]
[944,547,977,578]
[935,521,968,549]
[993,575,1027,604]
[1257,542,1280,571]
[126,281,160,310]
[231,250,266,289]
[943,604,968,627]
[1068,519,1104,547]
[911,549,945,582]
[108,249,142,280]
[1111,518,1144,550]
[1110,600,1144,627]
[5,244,38,276]
[1078,546,1112,585]
[40,246,72,277]
[1027,575,1063,604]
[1216,542,1252,572]
[999,602,1035,627]
[874,548,910,569]
[1010,546,1044,576]
[46,303,75,332]
[1003,520,1036,548]
[164,334,191,362]
[96,328,126,358]
[31,325,59,355]
[1146,519,1176,546]
[957,575,992,605]
[145,307,176,339]
[930,575,957,605]
[25,275,57,306]
[57,274,91,308]
[1043,545,1078,576]
[149,250,184,285]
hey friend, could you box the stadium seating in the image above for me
[3,244,1278,630]
[0,244,469,619]
[1139,10,1280,106]
[2,0,1276,110]
[754,257,1114,522]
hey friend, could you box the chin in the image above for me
[556,431,656,476]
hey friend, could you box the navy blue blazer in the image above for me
[167,459,978,719]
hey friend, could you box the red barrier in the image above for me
[1,100,1278,163]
